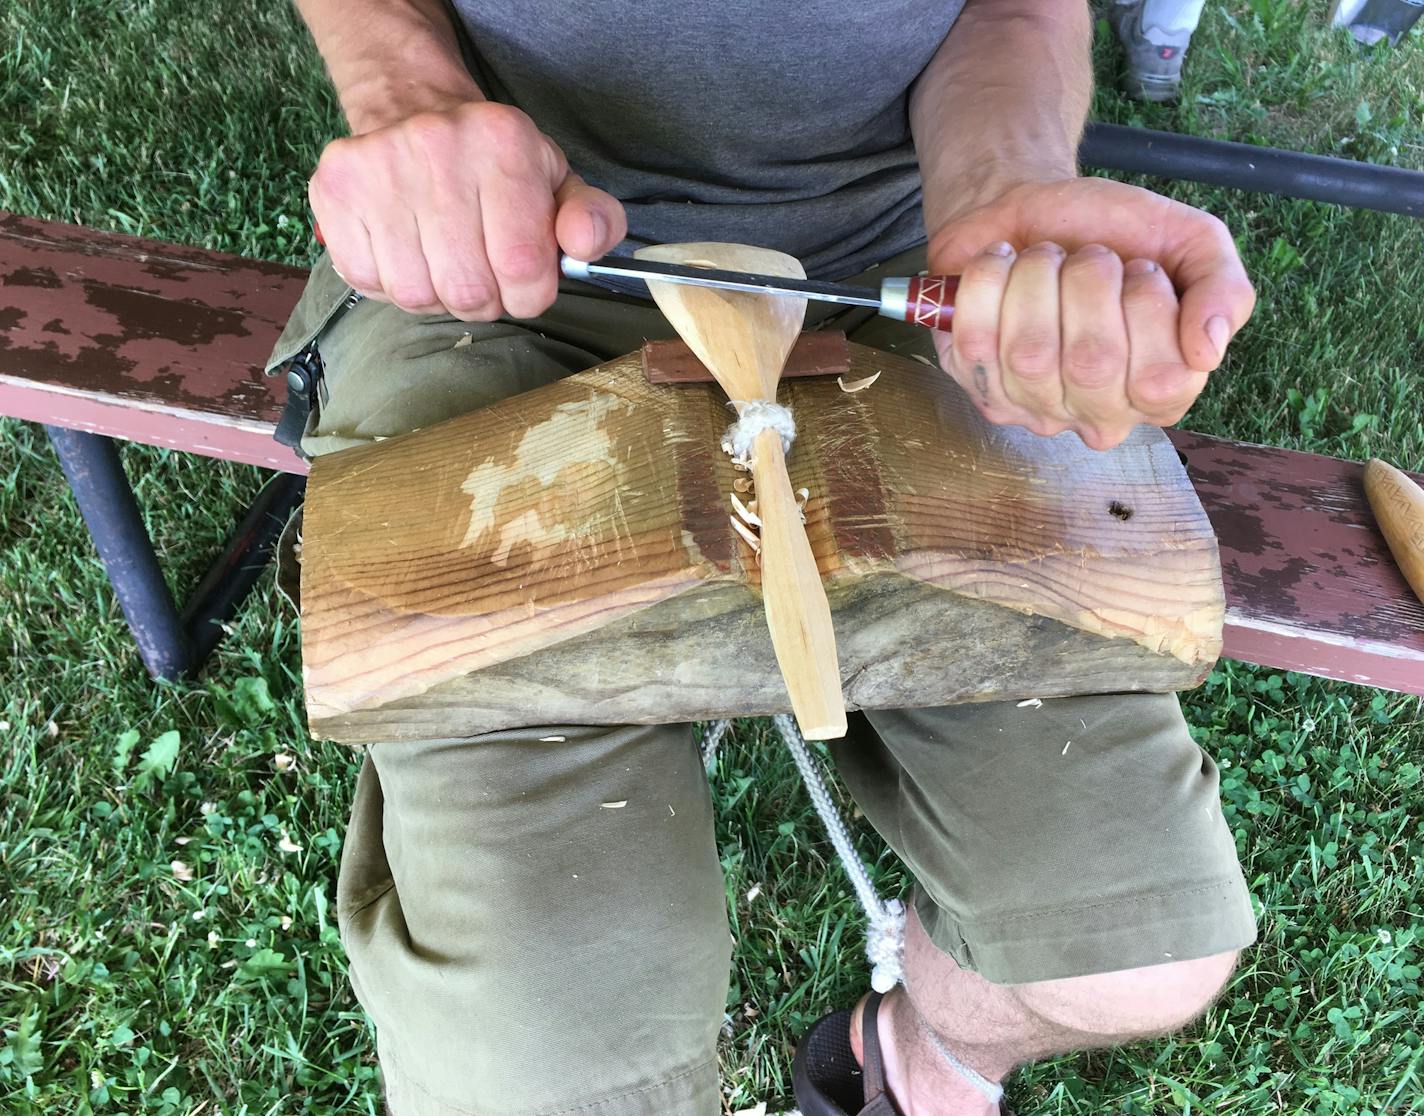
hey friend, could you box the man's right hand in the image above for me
[309,101,627,321]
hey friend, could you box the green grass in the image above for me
[2,1,1422,1112]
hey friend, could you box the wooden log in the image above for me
[300,342,1224,743]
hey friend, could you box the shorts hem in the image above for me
[379,1038,719,1116]
[915,875,1258,985]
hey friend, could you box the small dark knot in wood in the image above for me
[1108,501,1134,522]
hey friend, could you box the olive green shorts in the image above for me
[270,250,1256,1116]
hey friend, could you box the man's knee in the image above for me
[1011,949,1239,1040]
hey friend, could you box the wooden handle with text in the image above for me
[1365,458,1424,606]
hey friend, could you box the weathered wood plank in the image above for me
[1171,430,1424,692]
[0,211,307,471]
[301,343,1224,742]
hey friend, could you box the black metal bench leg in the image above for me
[182,470,305,664]
[44,426,305,680]
[46,426,194,678]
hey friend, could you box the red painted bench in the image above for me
[2,211,1421,692]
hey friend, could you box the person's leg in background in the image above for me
[1109,0,1208,102]
[269,262,729,1115]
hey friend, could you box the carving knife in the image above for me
[561,254,960,332]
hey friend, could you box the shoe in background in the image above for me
[1332,0,1424,46]
[1110,0,1207,102]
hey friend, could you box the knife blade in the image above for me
[561,254,960,332]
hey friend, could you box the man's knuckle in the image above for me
[492,243,549,283]
[1201,212,1232,243]
[978,403,1016,426]
[476,103,537,155]
[1064,336,1125,388]
[1004,332,1058,379]
[961,256,1011,287]
[1131,367,1192,408]
[389,281,437,311]
[1122,280,1171,314]
[438,280,495,314]
[341,264,380,292]
[954,329,999,368]
[1063,246,1119,284]
[312,145,360,199]
[403,112,457,155]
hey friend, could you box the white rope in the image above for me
[920,1015,1006,1104]
[700,718,734,773]
[770,714,906,994]
[700,717,1000,1102]
[700,720,902,988]
[721,400,796,460]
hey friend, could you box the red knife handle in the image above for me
[881,275,959,331]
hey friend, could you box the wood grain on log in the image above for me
[300,343,1223,743]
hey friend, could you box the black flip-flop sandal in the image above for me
[792,991,1015,1115]
[793,990,900,1115]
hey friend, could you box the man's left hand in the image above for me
[926,177,1256,450]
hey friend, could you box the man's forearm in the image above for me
[295,0,482,134]
[910,0,1092,231]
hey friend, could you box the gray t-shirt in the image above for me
[449,1,966,279]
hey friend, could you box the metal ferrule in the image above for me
[879,277,910,323]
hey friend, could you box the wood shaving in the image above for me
[1061,740,1072,756]
[837,370,881,393]
[683,259,719,269]
[171,860,193,882]
[730,491,761,527]
[453,332,473,349]
[729,515,761,553]
[538,734,566,742]
[1016,697,1042,708]
[746,883,762,902]
[600,800,628,809]
[733,477,754,493]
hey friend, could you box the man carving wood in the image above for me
[270,1,1260,1113]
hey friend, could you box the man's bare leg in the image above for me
[850,907,1238,1116]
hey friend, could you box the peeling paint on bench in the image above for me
[0,212,308,471]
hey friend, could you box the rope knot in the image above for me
[721,400,796,461]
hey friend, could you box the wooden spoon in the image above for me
[636,242,846,739]
[1365,458,1424,606]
